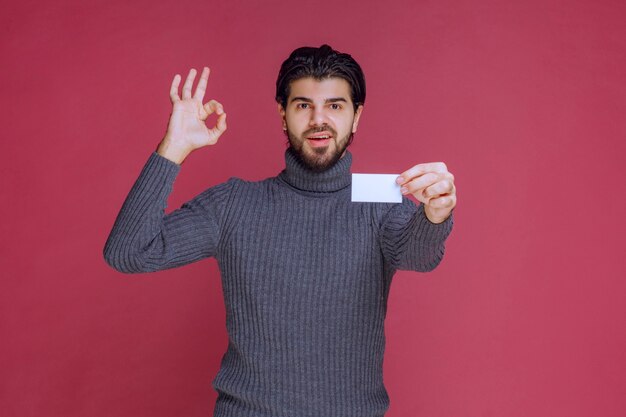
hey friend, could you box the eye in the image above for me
[296,103,310,109]
[330,103,342,110]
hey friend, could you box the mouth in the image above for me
[306,131,333,148]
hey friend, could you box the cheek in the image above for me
[286,114,308,130]
[330,115,353,133]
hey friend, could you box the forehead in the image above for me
[288,77,352,101]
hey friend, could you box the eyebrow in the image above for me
[289,96,349,104]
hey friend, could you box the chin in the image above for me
[301,148,342,172]
[286,130,348,172]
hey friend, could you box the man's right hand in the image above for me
[157,67,227,164]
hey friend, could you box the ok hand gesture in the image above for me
[157,67,227,164]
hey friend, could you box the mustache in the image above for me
[304,125,337,137]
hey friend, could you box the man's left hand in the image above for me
[396,162,457,224]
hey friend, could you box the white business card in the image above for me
[351,173,402,203]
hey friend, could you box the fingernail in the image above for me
[396,176,404,184]
[401,187,408,194]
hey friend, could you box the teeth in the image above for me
[312,135,329,139]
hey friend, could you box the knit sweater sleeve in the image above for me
[103,152,231,274]
[380,198,454,272]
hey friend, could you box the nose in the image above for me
[309,106,327,127]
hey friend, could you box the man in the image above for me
[104,44,456,417]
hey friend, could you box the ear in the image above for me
[352,105,364,133]
[277,103,286,130]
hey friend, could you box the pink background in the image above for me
[1,0,624,416]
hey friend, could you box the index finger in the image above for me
[396,162,448,184]
[193,67,211,102]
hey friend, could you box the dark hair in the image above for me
[275,44,366,112]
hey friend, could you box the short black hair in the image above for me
[275,44,366,112]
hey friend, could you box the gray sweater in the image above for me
[103,148,454,417]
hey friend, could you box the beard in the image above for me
[285,125,354,173]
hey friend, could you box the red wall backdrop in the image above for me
[1,0,624,416]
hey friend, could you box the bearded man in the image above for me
[104,44,457,417]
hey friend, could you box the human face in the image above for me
[278,77,363,172]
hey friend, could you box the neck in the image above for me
[278,147,352,193]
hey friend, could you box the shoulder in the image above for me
[191,175,277,205]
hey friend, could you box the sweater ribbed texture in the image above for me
[104,148,454,417]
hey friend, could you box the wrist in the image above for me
[156,139,191,165]
[423,205,451,224]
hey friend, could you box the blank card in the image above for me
[351,173,402,203]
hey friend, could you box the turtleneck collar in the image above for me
[277,147,352,193]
